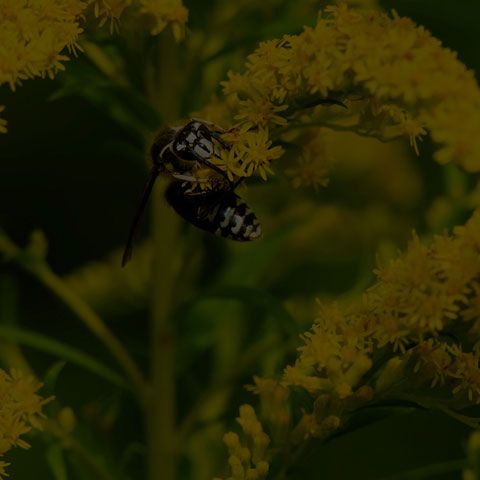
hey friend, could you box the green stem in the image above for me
[178,335,293,440]
[275,120,403,143]
[48,419,117,480]
[0,230,146,402]
[145,29,181,480]
[0,274,34,376]
[147,181,180,480]
[38,269,146,392]
[68,439,117,480]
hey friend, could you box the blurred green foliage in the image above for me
[1,1,480,479]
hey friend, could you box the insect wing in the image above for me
[122,167,159,266]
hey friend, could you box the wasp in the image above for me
[122,119,262,266]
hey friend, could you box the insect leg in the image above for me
[185,145,230,180]
[198,124,232,151]
[229,177,245,191]
[171,173,211,183]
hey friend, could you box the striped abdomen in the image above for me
[165,182,262,241]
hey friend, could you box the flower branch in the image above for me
[0,230,146,403]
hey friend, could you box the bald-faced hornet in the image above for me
[122,119,261,266]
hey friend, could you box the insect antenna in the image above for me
[122,167,159,267]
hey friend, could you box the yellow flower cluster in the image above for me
[220,126,284,181]
[284,128,332,191]
[464,430,480,480]
[138,0,188,39]
[221,208,480,471]
[0,0,188,132]
[0,369,52,478]
[213,5,480,185]
[0,0,85,91]
[281,208,480,436]
[0,106,7,134]
[246,377,290,443]
[214,405,270,480]
[91,0,129,33]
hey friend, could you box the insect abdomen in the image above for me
[165,182,262,241]
[215,197,262,241]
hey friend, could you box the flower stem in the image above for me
[0,230,146,402]
[146,180,180,480]
[144,29,182,480]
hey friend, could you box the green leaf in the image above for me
[214,221,297,287]
[330,402,423,441]
[191,285,299,336]
[0,325,128,389]
[53,62,161,137]
[43,360,67,397]
[174,285,298,382]
[46,444,68,480]
[375,459,465,480]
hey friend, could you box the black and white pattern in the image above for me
[165,182,262,241]
[215,197,262,240]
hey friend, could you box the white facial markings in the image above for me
[193,139,214,159]
[193,145,208,158]
[199,139,213,153]
[175,143,186,151]
[186,132,197,144]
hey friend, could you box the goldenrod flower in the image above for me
[0,0,85,90]
[0,462,9,478]
[234,98,289,129]
[90,0,188,37]
[214,5,480,180]
[235,127,283,180]
[246,377,290,443]
[413,339,451,387]
[92,0,131,33]
[218,126,283,181]
[0,106,7,134]
[216,405,271,480]
[220,71,252,97]
[139,0,188,40]
[0,369,52,478]
[448,346,480,403]
[464,430,480,480]
[247,208,480,453]
[0,0,188,131]
[285,148,330,191]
